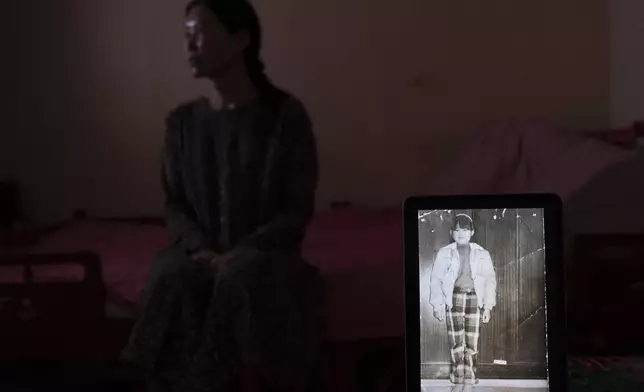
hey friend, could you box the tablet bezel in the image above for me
[403,194,567,392]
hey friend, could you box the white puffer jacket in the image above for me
[429,242,497,311]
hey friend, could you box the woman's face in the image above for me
[183,5,247,79]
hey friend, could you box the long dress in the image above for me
[122,88,323,392]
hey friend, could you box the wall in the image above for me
[0,3,20,181]
[3,0,609,224]
[610,0,644,127]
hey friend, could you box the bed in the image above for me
[1,121,643,390]
[1,205,405,341]
[0,206,404,391]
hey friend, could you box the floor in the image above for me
[421,379,549,392]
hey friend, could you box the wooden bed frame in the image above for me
[0,250,108,360]
[0,251,105,317]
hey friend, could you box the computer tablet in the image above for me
[403,194,566,391]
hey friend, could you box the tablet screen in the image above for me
[417,208,549,391]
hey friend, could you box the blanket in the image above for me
[429,120,634,201]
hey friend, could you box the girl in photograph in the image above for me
[429,214,497,385]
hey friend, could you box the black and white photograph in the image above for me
[418,209,549,392]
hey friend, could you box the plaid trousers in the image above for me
[446,288,481,384]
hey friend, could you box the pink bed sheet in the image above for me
[9,208,404,342]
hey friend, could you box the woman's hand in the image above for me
[210,246,257,265]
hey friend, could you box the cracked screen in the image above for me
[418,209,548,391]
